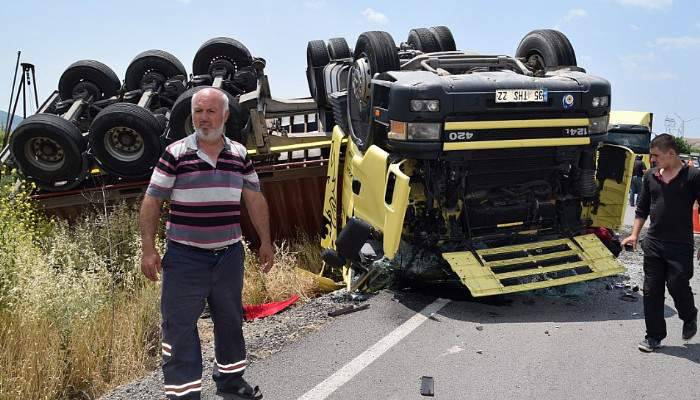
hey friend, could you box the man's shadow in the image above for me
[657,342,700,364]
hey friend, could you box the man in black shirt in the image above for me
[629,155,647,207]
[621,134,698,352]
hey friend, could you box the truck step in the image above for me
[442,234,624,297]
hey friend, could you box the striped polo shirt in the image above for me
[146,134,261,249]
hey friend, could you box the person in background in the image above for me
[629,155,647,207]
[621,134,698,352]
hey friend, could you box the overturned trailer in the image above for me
[1,38,342,242]
[316,27,633,296]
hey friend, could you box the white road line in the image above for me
[297,298,451,400]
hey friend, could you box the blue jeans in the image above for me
[161,240,246,400]
[629,176,642,207]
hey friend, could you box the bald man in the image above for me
[140,87,270,399]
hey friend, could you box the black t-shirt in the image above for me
[635,164,700,244]
[633,159,646,177]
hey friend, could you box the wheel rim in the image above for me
[525,53,546,70]
[24,137,65,171]
[351,57,372,104]
[104,126,145,162]
[208,56,242,77]
[347,56,373,147]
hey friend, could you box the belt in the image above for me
[168,240,239,254]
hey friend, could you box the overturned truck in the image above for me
[317,27,633,296]
[2,38,332,241]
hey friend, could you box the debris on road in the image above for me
[475,325,484,331]
[350,292,369,302]
[327,304,370,317]
[620,292,639,302]
[420,376,435,397]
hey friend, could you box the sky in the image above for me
[1,0,699,136]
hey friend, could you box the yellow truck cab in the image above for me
[607,111,652,166]
[316,27,634,296]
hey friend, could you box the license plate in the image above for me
[495,89,547,103]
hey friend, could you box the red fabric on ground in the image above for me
[243,295,300,321]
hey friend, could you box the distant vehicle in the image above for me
[606,111,652,166]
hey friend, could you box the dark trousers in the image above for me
[629,176,642,206]
[161,241,247,399]
[641,238,698,341]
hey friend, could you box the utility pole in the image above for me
[664,116,676,135]
[672,113,700,138]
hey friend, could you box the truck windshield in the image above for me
[606,129,651,154]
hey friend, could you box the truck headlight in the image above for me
[389,121,407,140]
[592,96,609,108]
[388,121,441,141]
[410,100,440,112]
[588,115,609,134]
[407,123,441,140]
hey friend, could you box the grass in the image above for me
[0,172,326,400]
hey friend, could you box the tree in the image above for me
[674,136,693,155]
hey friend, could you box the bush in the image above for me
[675,136,693,155]
[0,175,162,399]
[0,173,325,399]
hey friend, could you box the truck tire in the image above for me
[327,37,352,60]
[192,37,252,77]
[10,113,87,183]
[348,31,399,151]
[89,103,163,178]
[407,28,441,53]
[124,49,187,91]
[516,29,577,69]
[430,26,456,51]
[58,60,121,101]
[306,40,331,107]
[168,86,246,144]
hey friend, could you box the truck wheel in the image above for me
[124,49,187,91]
[430,26,456,51]
[192,37,253,78]
[515,29,577,69]
[168,86,246,144]
[407,28,441,53]
[306,40,331,107]
[58,60,121,101]
[10,113,86,183]
[327,37,352,60]
[89,103,163,178]
[348,31,399,151]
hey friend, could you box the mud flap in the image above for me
[586,144,635,230]
[442,234,625,297]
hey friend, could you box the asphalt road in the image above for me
[230,209,699,400]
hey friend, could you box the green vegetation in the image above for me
[675,136,693,155]
[0,171,323,399]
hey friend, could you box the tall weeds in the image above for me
[0,172,326,399]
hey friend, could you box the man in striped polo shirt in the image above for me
[140,87,271,399]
